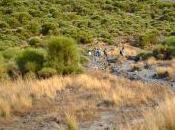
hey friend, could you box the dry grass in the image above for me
[130,62,144,72]
[155,66,175,80]
[129,97,175,130]
[146,57,157,65]
[65,113,78,130]
[0,71,173,122]
[124,44,142,56]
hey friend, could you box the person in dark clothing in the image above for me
[95,48,101,57]
[103,48,108,57]
[120,46,125,56]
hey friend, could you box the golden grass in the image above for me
[155,66,175,80]
[124,44,142,56]
[146,57,157,65]
[0,71,172,119]
[130,97,175,130]
[65,113,78,130]
[130,62,144,72]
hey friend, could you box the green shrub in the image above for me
[137,31,160,48]
[0,54,6,74]
[77,30,93,44]
[136,52,153,61]
[164,36,175,47]
[28,9,42,17]
[6,61,20,79]
[28,37,42,47]
[41,22,56,35]
[153,44,173,60]
[0,21,9,29]
[47,36,81,74]
[16,48,47,74]
[2,47,21,59]
[13,12,31,24]
[23,71,36,80]
[0,0,175,46]
[38,67,57,78]
[27,20,41,34]
[0,54,10,80]
[0,40,15,51]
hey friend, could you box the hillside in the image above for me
[0,0,175,48]
[1,1,175,130]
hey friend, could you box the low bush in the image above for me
[27,20,41,34]
[16,48,47,75]
[0,21,9,29]
[0,55,9,80]
[23,71,36,80]
[153,44,175,60]
[6,61,20,79]
[136,52,153,61]
[76,30,93,44]
[38,67,57,78]
[47,36,81,74]
[2,47,21,59]
[164,36,175,47]
[28,37,42,47]
[13,12,31,24]
[41,22,56,35]
[137,31,160,48]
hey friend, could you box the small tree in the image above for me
[47,36,81,74]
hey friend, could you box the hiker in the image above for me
[99,48,103,56]
[95,48,100,57]
[88,50,92,56]
[120,46,125,57]
[104,48,108,57]
[93,48,97,56]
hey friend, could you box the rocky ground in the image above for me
[87,44,175,88]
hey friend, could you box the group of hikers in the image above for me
[88,45,126,70]
[88,46,126,58]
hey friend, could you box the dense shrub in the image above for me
[38,67,57,78]
[41,22,56,35]
[0,54,10,80]
[153,36,175,60]
[16,48,47,74]
[77,30,93,44]
[27,20,41,34]
[6,61,20,79]
[0,40,15,51]
[137,31,160,48]
[23,71,36,80]
[0,21,9,29]
[28,37,42,47]
[164,36,175,46]
[136,52,153,61]
[0,54,6,74]
[2,47,20,59]
[47,36,81,74]
[0,0,175,46]
[13,12,31,24]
